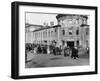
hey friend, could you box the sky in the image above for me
[26,12,90,26]
[26,12,58,26]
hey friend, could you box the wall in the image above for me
[0,0,99,81]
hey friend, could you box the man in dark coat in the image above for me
[74,47,79,59]
[53,46,56,55]
[37,45,42,54]
[71,47,79,59]
[71,47,75,58]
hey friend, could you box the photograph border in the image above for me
[11,1,98,79]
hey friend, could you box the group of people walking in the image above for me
[26,43,80,59]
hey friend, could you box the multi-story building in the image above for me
[25,23,43,43]
[26,14,89,48]
[56,14,89,48]
[33,25,60,45]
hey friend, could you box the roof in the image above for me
[56,14,88,19]
[25,23,43,28]
[33,25,61,32]
[80,24,90,27]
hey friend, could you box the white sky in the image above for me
[26,12,90,26]
[26,12,58,26]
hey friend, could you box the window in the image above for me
[62,40,65,45]
[44,31,46,37]
[76,29,79,35]
[48,31,50,37]
[37,33,38,37]
[86,40,89,47]
[62,29,65,36]
[55,28,57,32]
[86,28,89,35]
[38,32,40,37]
[45,31,47,37]
[43,32,45,38]
[82,18,87,25]
[69,30,72,35]
[69,32,72,35]
[68,27,73,35]
[76,40,79,46]
[51,31,53,36]
[41,32,42,37]
[35,33,36,38]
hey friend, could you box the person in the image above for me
[59,45,62,55]
[86,47,89,54]
[63,43,67,57]
[53,46,56,55]
[61,44,65,56]
[71,46,79,59]
[64,46,67,57]
[74,46,79,59]
[47,46,50,54]
[34,47,37,54]
[37,45,42,54]
[67,46,70,56]
[71,47,75,58]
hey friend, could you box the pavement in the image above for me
[25,52,89,68]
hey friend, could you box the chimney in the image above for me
[50,21,54,26]
[43,22,48,27]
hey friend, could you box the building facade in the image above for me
[56,14,89,48]
[33,25,59,45]
[25,23,43,43]
[26,14,89,48]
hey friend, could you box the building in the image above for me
[56,14,89,48]
[33,25,60,45]
[25,23,43,43]
[26,14,89,48]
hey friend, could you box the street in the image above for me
[25,52,89,68]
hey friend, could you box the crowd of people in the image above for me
[25,43,89,59]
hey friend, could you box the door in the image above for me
[67,41,74,48]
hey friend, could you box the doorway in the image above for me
[67,41,74,48]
